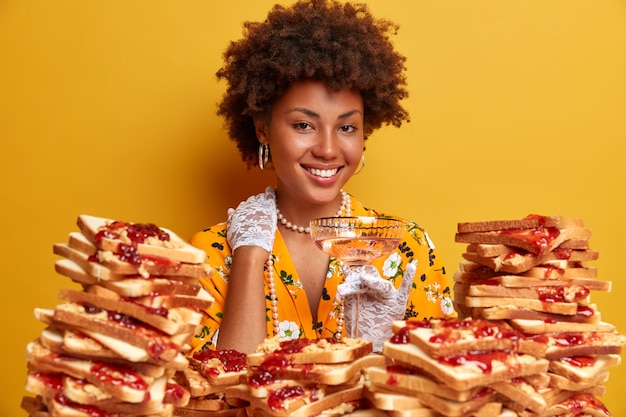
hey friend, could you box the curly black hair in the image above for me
[216,0,410,167]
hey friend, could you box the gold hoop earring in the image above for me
[258,144,270,170]
[353,154,366,175]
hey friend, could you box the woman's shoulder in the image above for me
[190,221,228,250]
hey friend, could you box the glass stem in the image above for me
[355,293,360,339]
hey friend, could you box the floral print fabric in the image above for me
[188,194,455,354]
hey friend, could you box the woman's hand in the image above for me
[226,186,277,252]
[218,187,277,353]
[338,263,414,352]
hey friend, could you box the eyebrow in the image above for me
[288,107,363,120]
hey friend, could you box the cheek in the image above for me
[346,139,365,163]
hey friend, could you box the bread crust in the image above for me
[457,216,585,233]
[382,341,550,391]
[455,227,592,256]
[249,337,373,366]
[365,365,484,402]
[406,318,547,358]
[77,214,206,264]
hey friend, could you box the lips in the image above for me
[306,167,340,178]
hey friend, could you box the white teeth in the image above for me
[308,168,338,178]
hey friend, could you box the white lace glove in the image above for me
[226,187,277,253]
[337,262,415,352]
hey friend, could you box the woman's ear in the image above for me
[253,117,268,144]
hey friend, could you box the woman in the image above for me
[189,0,455,354]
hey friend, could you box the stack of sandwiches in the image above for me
[225,337,384,416]
[173,348,249,416]
[365,318,550,416]
[21,214,215,417]
[21,213,624,417]
[451,214,625,415]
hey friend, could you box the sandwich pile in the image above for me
[21,213,625,417]
[21,214,215,417]
[172,348,249,416]
[367,318,550,416]
[451,214,624,415]
[224,337,384,417]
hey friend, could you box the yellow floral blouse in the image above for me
[188,194,455,354]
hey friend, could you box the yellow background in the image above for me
[1,1,625,415]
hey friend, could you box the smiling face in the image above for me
[255,79,364,213]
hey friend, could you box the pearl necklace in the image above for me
[268,190,351,339]
[276,190,350,233]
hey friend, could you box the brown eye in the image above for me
[293,122,312,130]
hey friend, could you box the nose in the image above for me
[312,129,340,159]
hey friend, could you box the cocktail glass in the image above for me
[309,216,405,339]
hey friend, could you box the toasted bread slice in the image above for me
[65,232,211,278]
[456,226,591,256]
[188,349,249,386]
[57,286,198,336]
[549,370,610,391]
[453,269,611,292]
[406,318,547,358]
[20,395,49,417]
[457,216,584,233]
[249,353,384,387]
[39,327,173,376]
[382,341,549,391]
[462,295,579,315]
[176,366,234,398]
[365,379,496,417]
[539,393,610,417]
[544,332,626,360]
[173,407,248,417]
[55,258,205,297]
[27,339,153,403]
[50,302,189,363]
[249,337,372,366]
[365,365,484,402]
[470,304,602,324]
[548,354,621,382]
[362,382,425,411]
[456,282,591,304]
[227,381,364,417]
[489,377,547,413]
[77,214,206,264]
[462,246,598,274]
[59,374,179,415]
[508,318,615,335]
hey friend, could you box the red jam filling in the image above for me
[90,363,148,391]
[552,333,585,346]
[563,393,610,416]
[31,372,63,392]
[248,370,275,388]
[56,394,109,417]
[500,222,560,255]
[259,354,293,375]
[95,221,170,244]
[165,382,187,402]
[561,355,596,367]
[553,247,573,260]
[389,327,411,344]
[277,337,337,354]
[428,319,522,346]
[193,349,248,374]
[438,350,509,373]
[577,305,595,317]
[536,286,590,303]
[120,297,169,318]
[267,385,307,411]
